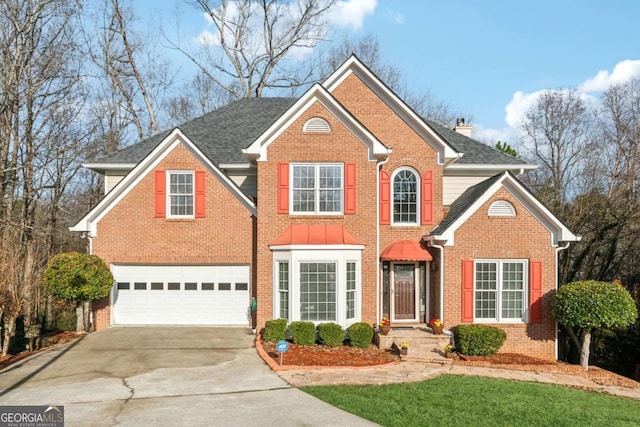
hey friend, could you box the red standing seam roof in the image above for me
[380,240,432,261]
[268,224,365,246]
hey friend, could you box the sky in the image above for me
[134,0,640,147]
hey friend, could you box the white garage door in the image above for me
[112,265,250,325]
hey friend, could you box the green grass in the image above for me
[301,375,640,427]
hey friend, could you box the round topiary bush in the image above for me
[318,322,345,347]
[263,318,287,342]
[454,324,507,356]
[289,321,316,345]
[347,322,373,348]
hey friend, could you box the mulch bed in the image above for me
[260,340,399,367]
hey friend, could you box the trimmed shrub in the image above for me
[289,321,316,345]
[263,318,287,342]
[318,322,345,347]
[454,324,506,356]
[347,322,373,348]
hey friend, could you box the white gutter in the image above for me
[376,152,391,325]
[555,241,571,360]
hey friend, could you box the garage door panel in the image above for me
[111,265,249,326]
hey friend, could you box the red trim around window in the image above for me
[529,261,543,323]
[461,259,474,323]
[154,170,166,218]
[195,170,205,218]
[380,170,390,224]
[421,170,433,225]
[345,163,356,214]
[277,163,289,214]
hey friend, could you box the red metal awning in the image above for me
[268,224,365,246]
[380,240,432,261]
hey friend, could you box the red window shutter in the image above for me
[380,170,390,224]
[345,163,356,214]
[277,163,289,214]
[422,170,433,225]
[461,259,474,323]
[530,261,543,324]
[154,170,166,218]
[195,170,206,218]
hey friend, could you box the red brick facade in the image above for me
[85,59,571,360]
[90,143,255,330]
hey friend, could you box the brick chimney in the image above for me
[454,118,472,138]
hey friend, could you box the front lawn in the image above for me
[301,375,640,427]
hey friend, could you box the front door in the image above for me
[391,263,418,321]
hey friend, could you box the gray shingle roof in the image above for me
[95,97,296,166]
[92,97,525,168]
[425,119,528,165]
[430,172,505,236]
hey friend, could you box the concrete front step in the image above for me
[375,326,453,363]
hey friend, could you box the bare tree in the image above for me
[0,0,89,355]
[86,0,174,145]
[520,89,592,213]
[167,0,336,100]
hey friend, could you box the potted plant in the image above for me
[400,341,409,355]
[430,317,444,335]
[379,316,391,335]
[443,344,454,358]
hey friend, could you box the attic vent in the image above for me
[303,117,331,133]
[489,200,516,217]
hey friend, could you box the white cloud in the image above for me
[504,90,547,130]
[329,0,377,31]
[473,125,516,146]
[195,0,377,60]
[578,60,640,92]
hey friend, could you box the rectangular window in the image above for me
[185,282,198,291]
[150,282,163,290]
[134,282,147,290]
[235,283,248,291]
[346,262,356,319]
[202,282,215,291]
[475,260,526,322]
[278,262,289,319]
[168,282,180,290]
[291,164,343,214]
[117,282,130,290]
[168,171,194,217]
[300,262,336,322]
[219,283,231,291]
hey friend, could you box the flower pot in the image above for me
[400,348,408,356]
[431,324,443,335]
[379,325,391,335]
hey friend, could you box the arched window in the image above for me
[392,168,419,224]
[488,200,516,217]
[303,117,331,133]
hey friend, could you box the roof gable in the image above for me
[428,171,580,246]
[243,83,389,161]
[85,98,296,172]
[323,55,460,165]
[71,128,256,235]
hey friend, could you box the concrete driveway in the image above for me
[0,327,377,426]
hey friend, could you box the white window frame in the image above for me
[391,167,420,225]
[290,163,343,215]
[167,170,195,219]
[272,248,361,326]
[474,259,528,323]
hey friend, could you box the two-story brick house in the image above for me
[72,56,579,359]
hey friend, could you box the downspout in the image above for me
[425,238,445,325]
[376,153,391,326]
[555,241,571,360]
